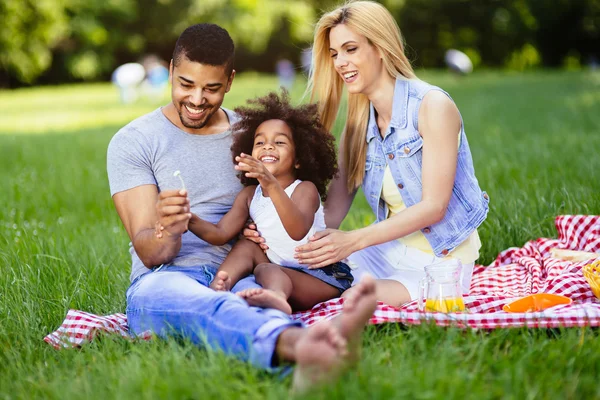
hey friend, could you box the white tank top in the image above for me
[249,179,326,268]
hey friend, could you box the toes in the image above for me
[217,270,229,280]
[238,288,261,298]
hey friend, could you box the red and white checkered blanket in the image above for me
[45,215,600,349]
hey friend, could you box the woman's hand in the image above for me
[294,229,359,269]
[235,153,278,191]
[242,222,269,251]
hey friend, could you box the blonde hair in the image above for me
[307,1,416,191]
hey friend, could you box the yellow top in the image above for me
[380,134,481,264]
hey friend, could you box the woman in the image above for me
[247,1,489,307]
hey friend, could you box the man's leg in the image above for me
[126,265,298,369]
[210,239,269,291]
[127,265,378,391]
[286,275,378,392]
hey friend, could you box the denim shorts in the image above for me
[285,261,354,294]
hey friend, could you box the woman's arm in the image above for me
[295,91,461,268]
[188,186,253,246]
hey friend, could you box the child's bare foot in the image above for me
[210,271,232,291]
[237,288,292,314]
[292,275,377,393]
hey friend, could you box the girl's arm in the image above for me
[275,181,320,240]
[236,153,319,241]
[188,186,254,246]
[240,134,357,246]
[295,91,461,268]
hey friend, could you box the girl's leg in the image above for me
[238,264,340,313]
[281,268,341,312]
[239,263,294,314]
[210,239,269,291]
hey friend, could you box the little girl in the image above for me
[186,91,352,314]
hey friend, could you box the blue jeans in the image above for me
[126,265,302,370]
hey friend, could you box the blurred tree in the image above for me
[0,0,69,84]
[528,0,600,67]
[1,0,599,87]
[391,0,538,69]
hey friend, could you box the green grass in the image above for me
[1,70,599,399]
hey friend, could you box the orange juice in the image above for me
[425,297,466,312]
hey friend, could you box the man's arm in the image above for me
[113,184,191,268]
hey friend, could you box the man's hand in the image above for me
[155,189,191,239]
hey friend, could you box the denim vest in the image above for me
[362,78,490,257]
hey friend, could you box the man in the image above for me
[106,23,376,389]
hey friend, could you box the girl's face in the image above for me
[252,119,298,179]
[328,24,384,96]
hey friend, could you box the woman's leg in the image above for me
[342,279,411,308]
[347,240,433,307]
[210,239,269,291]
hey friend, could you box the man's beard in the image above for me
[178,102,219,129]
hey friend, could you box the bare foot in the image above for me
[292,275,377,393]
[237,288,292,314]
[290,321,348,391]
[210,271,232,291]
[333,275,377,365]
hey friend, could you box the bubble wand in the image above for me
[156,170,187,240]
[173,170,186,191]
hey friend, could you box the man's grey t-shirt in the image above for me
[107,107,243,282]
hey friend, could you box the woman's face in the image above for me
[329,24,383,95]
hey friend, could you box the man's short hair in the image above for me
[172,23,235,75]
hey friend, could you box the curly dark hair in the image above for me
[231,90,338,201]
[173,23,234,75]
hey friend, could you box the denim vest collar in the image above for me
[366,77,410,143]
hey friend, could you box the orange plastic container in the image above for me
[502,293,572,313]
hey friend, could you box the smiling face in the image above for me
[170,57,234,131]
[328,23,384,96]
[251,119,298,181]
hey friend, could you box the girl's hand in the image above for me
[242,222,269,251]
[294,229,358,269]
[235,153,278,191]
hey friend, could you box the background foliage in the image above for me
[1,0,599,87]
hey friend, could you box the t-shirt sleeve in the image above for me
[107,127,157,196]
